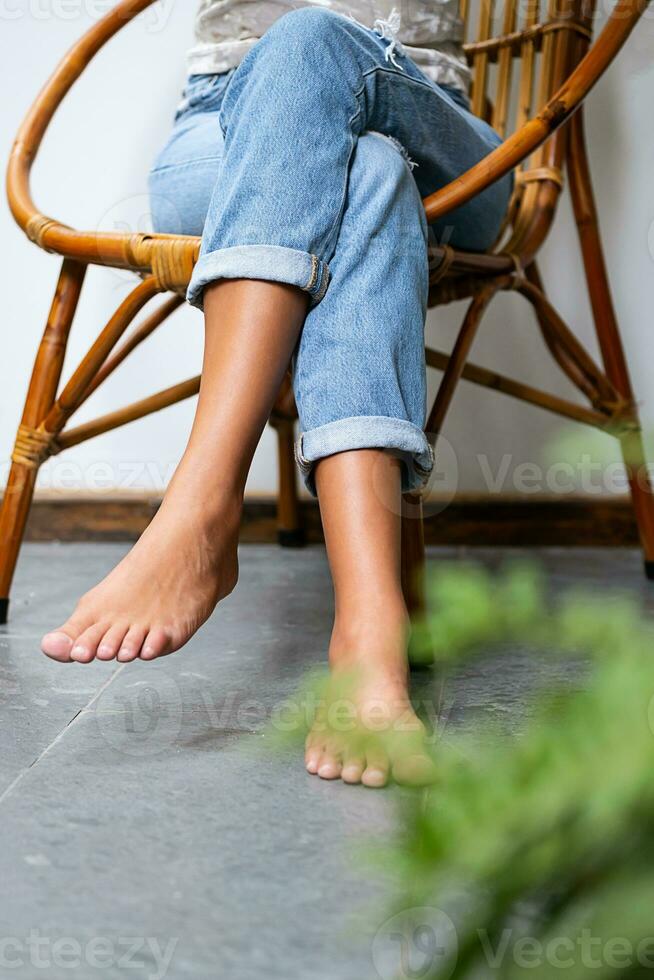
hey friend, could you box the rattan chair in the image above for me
[1,0,652,623]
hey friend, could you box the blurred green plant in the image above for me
[387,560,654,980]
[265,553,654,978]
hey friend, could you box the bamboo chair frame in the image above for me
[1,0,652,623]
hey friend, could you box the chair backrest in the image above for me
[459,0,595,255]
[8,0,642,276]
[464,0,593,126]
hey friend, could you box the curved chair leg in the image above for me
[403,492,431,671]
[521,264,617,408]
[0,260,86,622]
[426,282,504,436]
[401,492,425,617]
[567,108,654,576]
[274,417,305,548]
[0,463,37,624]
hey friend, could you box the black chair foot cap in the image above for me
[278,528,306,548]
[645,561,654,582]
[0,598,8,625]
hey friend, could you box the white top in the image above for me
[188,0,470,93]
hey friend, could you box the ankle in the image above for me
[161,473,243,528]
[334,592,409,636]
[329,599,410,683]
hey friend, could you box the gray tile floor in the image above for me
[0,544,651,980]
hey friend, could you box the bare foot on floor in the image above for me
[41,493,240,664]
[304,613,437,788]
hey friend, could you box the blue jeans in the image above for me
[149,8,511,494]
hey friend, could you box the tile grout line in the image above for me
[0,664,127,808]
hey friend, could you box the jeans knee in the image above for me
[355,132,416,188]
[250,7,359,84]
[265,7,347,49]
[220,7,353,131]
[353,133,428,243]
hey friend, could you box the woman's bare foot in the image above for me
[40,279,309,666]
[304,607,437,788]
[41,487,240,664]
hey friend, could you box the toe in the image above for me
[392,750,438,787]
[341,751,366,784]
[362,745,390,788]
[116,626,148,663]
[305,737,323,775]
[69,623,107,663]
[41,629,76,663]
[317,758,342,779]
[41,612,90,662]
[317,740,343,780]
[96,624,129,661]
[140,626,171,661]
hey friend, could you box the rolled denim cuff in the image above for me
[295,416,434,496]
[187,244,331,309]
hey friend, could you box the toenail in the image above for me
[364,769,386,785]
[71,645,87,658]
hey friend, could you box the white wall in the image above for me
[1,1,652,498]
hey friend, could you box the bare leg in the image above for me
[41,280,307,663]
[304,450,436,787]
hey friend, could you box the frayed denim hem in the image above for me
[295,415,434,496]
[186,244,331,309]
